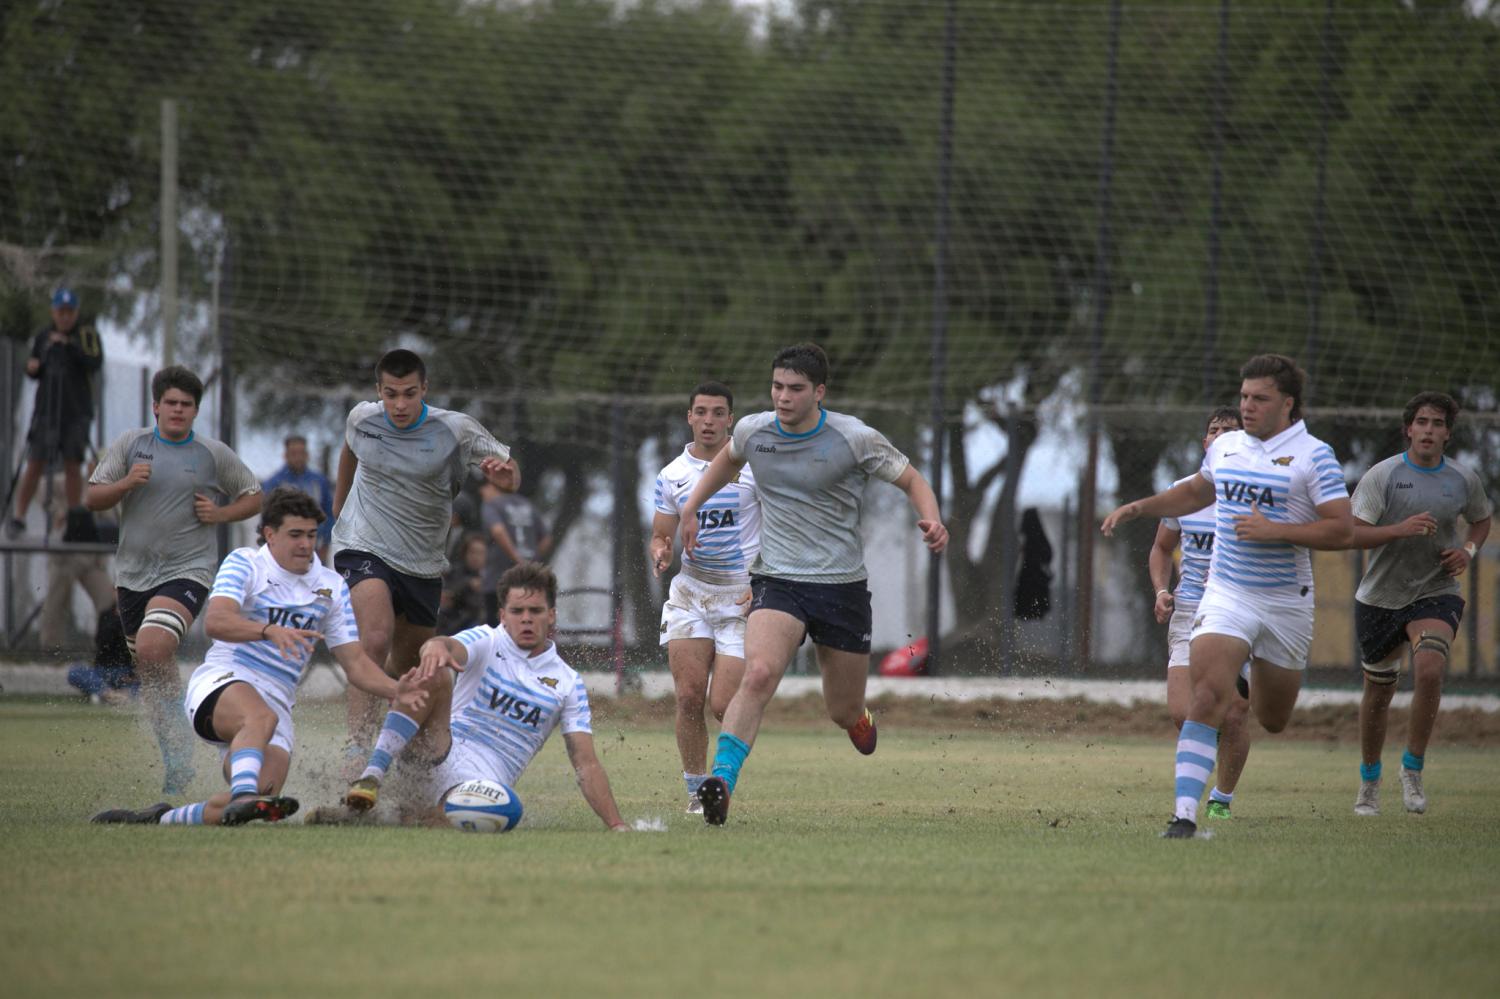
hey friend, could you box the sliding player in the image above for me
[339,562,629,831]
[1147,406,1251,819]
[333,348,514,770]
[1348,392,1490,815]
[86,365,262,794]
[681,343,948,826]
[650,380,759,813]
[1103,354,1353,839]
[92,487,425,825]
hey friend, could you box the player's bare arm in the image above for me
[194,490,262,525]
[891,465,949,553]
[332,642,428,709]
[332,444,357,518]
[1439,516,1490,576]
[1101,474,1216,536]
[84,463,151,511]
[1350,513,1438,548]
[202,595,321,662]
[1233,497,1354,549]
[680,446,747,557]
[1148,523,1181,624]
[563,731,629,831]
[650,512,680,577]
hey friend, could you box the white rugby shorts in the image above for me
[1189,586,1315,671]
[658,572,749,658]
[1167,601,1198,669]
[425,737,521,808]
[183,662,295,756]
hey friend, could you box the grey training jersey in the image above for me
[729,409,910,584]
[1352,453,1491,609]
[90,427,262,591]
[333,401,510,578]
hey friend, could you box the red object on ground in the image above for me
[878,636,929,677]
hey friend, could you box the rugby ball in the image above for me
[443,779,523,833]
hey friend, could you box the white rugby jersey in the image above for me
[654,444,760,585]
[201,545,359,705]
[1199,420,1348,602]
[448,625,591,784]
[1161,476,1218,604]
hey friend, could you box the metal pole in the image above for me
[160,98,178,368]
[1202,0,1230,404]
[997,406,1021,670]
[1303,0,1335,379]
[214,238,233,561]
[925,0,957,674]
[1078,0,1122,672]
[610,398,627,693]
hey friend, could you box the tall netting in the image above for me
[4,0,1498,674]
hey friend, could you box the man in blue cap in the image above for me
[9,287,104,537]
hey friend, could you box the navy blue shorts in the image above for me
[335,549,441,628]
[116,579,210,636]
[1355,594,1464,666]
[750,575,872,655]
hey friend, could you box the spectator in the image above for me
[436,532,488,635]
[1015,507,1054,620]
[39,477,116,650]
[479,457,553,623]
[9,287,103,537]
[262,434,335,562]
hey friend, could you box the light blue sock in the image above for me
[229,748,264,798]
[1402,750,1424,772]
[710,733,751,794]
[159,802,207,825]
[684,772,706,797]
[362,711,420,783]
[1173,721,1218,822]
[1361,760,1382,783]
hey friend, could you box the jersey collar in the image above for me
[383,402,429,432]
[254,539,313,582]
[494,624,560,665]
[153,427,195,447]
[1257,419,1305,452]
[773,407,826,439]
[1402,452,1446,474]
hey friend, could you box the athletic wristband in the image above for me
[261,623,271,640]
[1156,589,1171,597]
[1463,542,1478,559]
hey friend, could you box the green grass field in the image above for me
[3,697,1498,998]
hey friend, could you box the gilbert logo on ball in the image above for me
[443,779,523,833]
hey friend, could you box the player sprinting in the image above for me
[338,562,629,831]
[1102,354,1353,839]
[1347,392,1491,816]
[649,380,760,813]
[85,366,263,794]
[680,343,948,826]
[1146,406,1252,820]
[91,487,426,826]
[332,348,514,769]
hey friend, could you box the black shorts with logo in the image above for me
[750,575,873,655]
[116,579,211,636]
[1355,594,1464,666]
[335,549,442,628]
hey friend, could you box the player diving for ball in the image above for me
[1103,354,1354,840]
[91,487,428,826]
[332,562,629,831]
[680,343,948,826]
[649,380,760,813]
[1146,406,1252,820]
[1347,392,1490,816]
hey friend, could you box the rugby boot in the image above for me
[1161,817,1197,839]
[1203,800,1232,820]
[345,776,380,813]
[847,708,878,756]
[221,794,300,826]
[686,795,704,815]
[91,802,171,824]
[1400,768,1426,814]
[1354,779,1380,816]
[697,776,731,826]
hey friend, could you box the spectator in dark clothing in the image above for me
[9,287,103,537]
[263,434,335,561]
[479,459,552,623]
[436,533,489,635]
[1015,507,1054,620]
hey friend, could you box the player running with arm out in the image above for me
[680,343,948,826]
[337,562,629,832]
[91,487,427,826]
[86,365,263,795]
[649,380,760,813]
[1346,392,1491,816]
[1103,354,1354,839]
[332,349,515,771]
[1147,406,1252,821]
